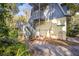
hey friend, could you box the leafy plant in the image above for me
[0,3,31,56]
[0,38,31,56]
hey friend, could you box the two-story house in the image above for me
[27,3,69,40]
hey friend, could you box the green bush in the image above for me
[8,29,18,39]
[67,23,79,37]
[0,38,31,56]
[0,4,31,56]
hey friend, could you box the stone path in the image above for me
[29,40,79,56]
[67,37,79,43]
[31,44,79,56]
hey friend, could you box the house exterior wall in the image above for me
[29,3,67,40]
[35,17,66,40]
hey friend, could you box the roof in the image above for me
[29,3,70,20]
[29,3,48,7]
[47,3,69,19]
[57,4,67,16]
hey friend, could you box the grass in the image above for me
[48,39,79,46]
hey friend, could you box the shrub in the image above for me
[0,38,31,56]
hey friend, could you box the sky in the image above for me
[17,3,32,16]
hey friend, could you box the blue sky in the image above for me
[17,3,32,16]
